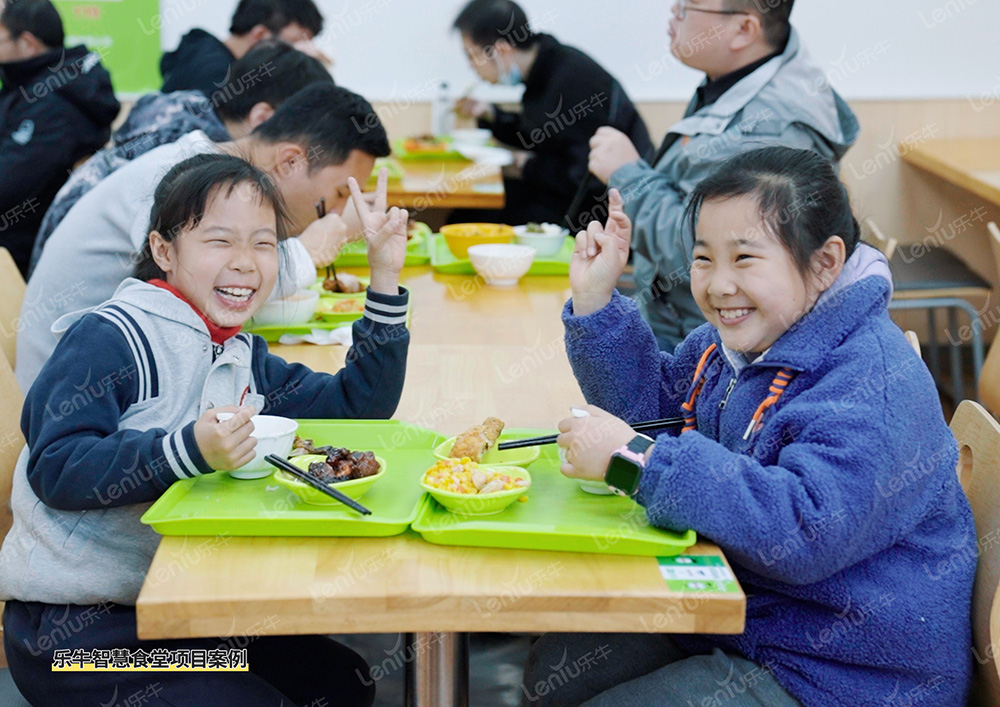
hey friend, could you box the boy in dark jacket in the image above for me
[161,0,325,97]
[0,0,119,275]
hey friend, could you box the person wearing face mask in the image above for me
[451,0,651,228]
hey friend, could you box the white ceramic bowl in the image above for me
[251,289,319,327]
[513,224,570,258]
[215,413,299,479]
[558,445,615,495]
[467,244,536,287]
[451,128,492,146]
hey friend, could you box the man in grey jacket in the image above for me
[588,0,859,350]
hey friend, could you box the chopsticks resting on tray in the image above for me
[316,198,336,283]
[265,454,372,515]
[496,416,687,451]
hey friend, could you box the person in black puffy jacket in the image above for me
[0,0,119,276]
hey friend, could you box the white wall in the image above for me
[158,0,1000,104]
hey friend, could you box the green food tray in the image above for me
[333,231,430,267]
[141,421,439,537]
[428,233,572,276]
[243,300,412,342]
[366,157,405,185]
[393,137,469,162]
[412,435,697,556]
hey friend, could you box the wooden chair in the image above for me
[0,350,26,668]
[866,217,992,403]
[0,247,25,368]
[951,400,1000,705]
[904,330,921,357]
[861,217,899,261]
[980,223,1000,417]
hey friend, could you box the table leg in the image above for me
[404,632,469,707]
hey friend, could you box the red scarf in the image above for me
[149,279,242,345]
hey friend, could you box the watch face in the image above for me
[605,455,641,496]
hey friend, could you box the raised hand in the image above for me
[569,189,632,316]
[348,168,408,295]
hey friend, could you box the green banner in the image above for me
[53,0,161,95]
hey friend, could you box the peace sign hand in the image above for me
[348,168,408,295]
[569,189,632,317]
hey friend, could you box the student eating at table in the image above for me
[451,0,652,227]
[525,148,975,706]
[17,84,390,391]
[587,0,859,351]
[0,153,408,706]
[29,39,334,275]
[160,0,327,97]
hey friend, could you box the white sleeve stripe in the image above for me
[174,430,202,477]
[162,435,191,480]
[104,308,153,396]
[96,310,148,402]
[364,299,409,315]
[364,311,408,325]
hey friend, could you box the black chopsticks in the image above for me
[496,416,687,451]
[265,454,372,515]
[315,198,336,283]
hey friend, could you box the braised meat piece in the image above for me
[350,451,380,478]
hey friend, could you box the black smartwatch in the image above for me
[604,434,654,497]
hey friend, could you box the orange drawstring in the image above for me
[742,369,794,440]
[681,344,719,433]
[681,344,795,441]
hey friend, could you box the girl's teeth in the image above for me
[720,308,752,321]
[216,287,254,301]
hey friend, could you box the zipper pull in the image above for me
[719,378,737,410]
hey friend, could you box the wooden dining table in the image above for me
[135,265,745,706]
[902,137,1000,206]
[383,159,506,212]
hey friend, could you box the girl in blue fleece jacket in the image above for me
[0,154,411,706]
[523,148,975,706]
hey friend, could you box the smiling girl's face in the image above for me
[691,195,834,354]
[150,183,280,328]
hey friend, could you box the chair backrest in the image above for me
[0,352,24,547]
[982,223,1000,417]
[0,247,25,368]
[861,217,899,262]
[951,400,1000,706]
[904,330,921,357]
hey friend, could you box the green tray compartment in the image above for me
[428,234,572,276]
[141,420,438,537]
[333,233,430,267]
[393,138,469,162]
[243,301,412,342]
[412,436,696,556]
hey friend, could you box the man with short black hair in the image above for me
[0,0,119,275]
[30,40,333,274]
[18,84,391,390]
[161,0,325,97]
[587,0,859,350]
[452,0,651,227]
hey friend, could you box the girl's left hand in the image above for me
[556,404,640,481]
[348,169,408,294]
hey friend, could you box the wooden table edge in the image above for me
[901,143,1000,206]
